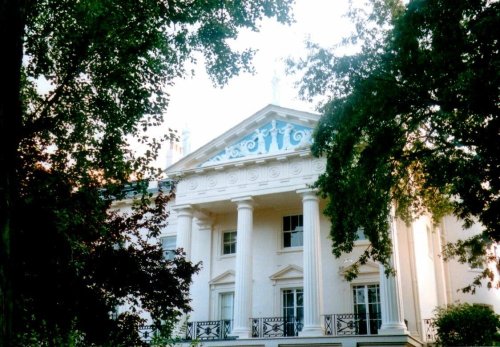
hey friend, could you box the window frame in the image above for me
[281,287,304,336]
[222,230,237,255]
[352,283,381,335]
[219,291,235,321]
[160,235,177,260]
[282,214,304,248]
[282,288,304,321]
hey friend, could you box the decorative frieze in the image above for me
[176,156,326,204]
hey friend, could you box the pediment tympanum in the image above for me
[200,119,313,167]
[165,105,320,175]
[339,260,379,277]
[269,264,303,283]
[209,270,235,285]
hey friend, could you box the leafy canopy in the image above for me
[0,0,293,345]
[291,0,499,286]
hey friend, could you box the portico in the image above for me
[160,105,415,347]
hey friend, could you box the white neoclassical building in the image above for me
[154,105,499,347]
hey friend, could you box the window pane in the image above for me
[283,290,293,308]
[356,228,366,240]
[223,231,237,255]
[283,215,303,248]
[368,285,379,304]
[296,290,303,306]
[283,232,291,247]
[220,292,234,320]
[291,215,298,230]
[290,228,303,247]
[282,289,303,319]
[296,307,304,321]
[283,216,290,231]
[353,286,365,305]
[161,236,176,260]
[161,236,176,249]
[353,285,381,335]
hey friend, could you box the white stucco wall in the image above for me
[441,216,500,313]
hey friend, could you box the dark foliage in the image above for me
[433,303,500,346]
[291,0,499,288]
[0,0,293,345]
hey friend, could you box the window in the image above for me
[282,288,303,335]
[283,215,303,248]
[161,236,176,260]
[222,231,237,255]
[353,284,381,335]
[220,292,234,321]
[356,227,367,241]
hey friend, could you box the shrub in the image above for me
[433,303,500,346]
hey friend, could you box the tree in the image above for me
[433,303,500,346]
[290,0,499,286]
[0,0,293,345]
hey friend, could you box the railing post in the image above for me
[186,321,193,340]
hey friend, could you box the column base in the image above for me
[231,327,251,339]
[378,322,408,335]
[299,325,324,337]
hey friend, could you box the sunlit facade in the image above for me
[155,105,498,347]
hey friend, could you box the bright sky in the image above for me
[162,0,355,160]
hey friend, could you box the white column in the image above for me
[175,205,193,260]
[231,197,253,338]
[297,189,324,336]
[190,217,213,321]
[379,209,409,335]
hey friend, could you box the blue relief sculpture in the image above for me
[200,120,313,167]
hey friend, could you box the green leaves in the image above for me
[6,0,294,344]
[433,303,500,346]
[295,0,499,285]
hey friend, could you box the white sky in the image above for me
[162,0,355,159]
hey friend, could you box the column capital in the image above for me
[173,204,193,216]
[296,188,319,201]
[195,217,213,230]
[231,196,253,209]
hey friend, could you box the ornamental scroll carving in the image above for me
[201,120,313,167]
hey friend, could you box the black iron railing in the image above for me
[423,318,437,342]
[138,325,159,343]
[324,313,381,336]
[186,319,232,340]
[251,316,303,338]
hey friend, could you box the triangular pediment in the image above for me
[166,105,320,174]
[269,264,303,281]
[209,270,235,285]
[340,260,380,276]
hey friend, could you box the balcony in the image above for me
[139,314,383,344]
[186,319,233,340]
[423,318,437,343]
[251,316,303,338]
[324,313,381,336]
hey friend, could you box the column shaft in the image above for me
[190,218,212,321]
[231,198,253,338]
[175,205,193,260]
[298,189,323,336]
[379,210,408,335]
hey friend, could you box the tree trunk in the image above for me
[0,0,27,345]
